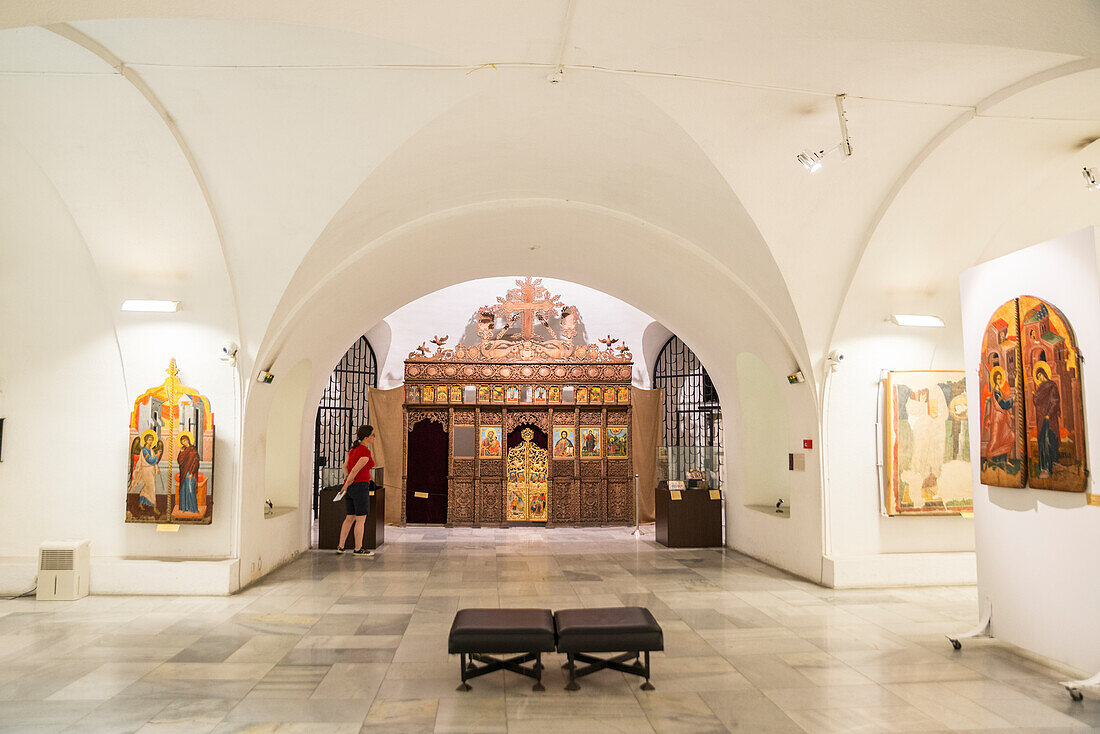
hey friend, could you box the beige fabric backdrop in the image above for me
[368,385,406,523]
[631,386,664,523]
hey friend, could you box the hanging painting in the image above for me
[979,299,1027,488]
[405,384,421,403]
[606,426,630,458]
[1019,296,1088,491]
[422,385,436,403]
[884,371,971,515]
[479,427,502,459]
[126,359,215,524]
[477,385,490,403]
[579,427,601,458]
[553,427,576,459]
[576,386,589,404]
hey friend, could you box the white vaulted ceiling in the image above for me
[0,1,1098,387]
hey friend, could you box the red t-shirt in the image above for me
[347,445,375,484]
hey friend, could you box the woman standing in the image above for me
[334,425,376,556]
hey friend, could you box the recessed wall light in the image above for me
[121,300,180,313]
[889,314,945,328]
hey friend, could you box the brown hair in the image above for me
[352,425,374,447]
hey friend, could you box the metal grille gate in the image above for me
[652,335,723,487]
[313,336,378,518]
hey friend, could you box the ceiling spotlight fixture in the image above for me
[889,314,945,328]
[121,299,180,313]
[1084,167,1099,191]
[796,94,854,173]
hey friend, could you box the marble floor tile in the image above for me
[0,526,1086,733]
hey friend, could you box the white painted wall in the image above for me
[960,227,1100,673]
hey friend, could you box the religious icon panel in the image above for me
[492,385,505,403]
[533,386,547,403]
[576,386,589,404]
[406,385,421,403]
[479,427,502,459]
[979,299,1026,488]
[506,386,520,404]
[126,359,215,525]
[436,385,449,403]
[604,387,617,403]
[617,386,630,404]
[506,428,548,522]
[422,385,436,403]
[1019,296,1087,491]
[885,371,971,516]
[449,385,462,403]
[553,427,576,459]
[606,426,629,458]
[477,385,490,403]
[579,427,601,458]
[549,386,561,404]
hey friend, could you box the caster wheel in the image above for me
[950,639,961,651]
[1071,689,1083,702]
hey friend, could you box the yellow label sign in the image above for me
[413,491,429,499]
[156,524,180,532]
[670,490,682,501]
[709,490,721,500]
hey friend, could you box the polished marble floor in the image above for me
[0,526,1095,733]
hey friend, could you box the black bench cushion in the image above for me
[554,607,664,653]
[448,608,556,654]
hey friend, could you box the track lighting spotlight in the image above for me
[796,94,853,173]
[1084,167,1099,192]
[797,150,824,173]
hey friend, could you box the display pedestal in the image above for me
[318,468,386,550]
[654,481,722,547]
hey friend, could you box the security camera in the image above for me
[220,341,239,364]
[827,350,845,363]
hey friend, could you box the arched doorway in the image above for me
[313,335,377,517]
[653,335,723,490]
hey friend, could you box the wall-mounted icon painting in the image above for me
[604,387,617,404]
[979,296,1087,492]
[506,386,520,404]
[405,385,421,403]
[126,359,215,525]
[606,425,629,458]
[885,371,971,516]
[617,386,630,404]
[491,385,504,403]
[1019,296,1087,492]
[979,299,1026,488]
[576,386,589,404]
[579,427,601,458]
[548,386,561,404]
[533,386,547,403]
[479,427,502,459]
[422,385,436,403]
[553,427,576,458]
[477,385,490,403]
[449,385,463,403]
[588,387,601,404]
[436,385,450,403]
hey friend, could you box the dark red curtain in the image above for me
[406,420,448,524]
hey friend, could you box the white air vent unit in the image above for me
[37,540,90,601]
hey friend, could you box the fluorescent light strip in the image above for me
[121,300,180,313]
[890,314,944,328]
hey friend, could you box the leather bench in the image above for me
[448,608,555,691]
[554,606,663,690]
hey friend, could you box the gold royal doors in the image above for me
[506,428,548,522]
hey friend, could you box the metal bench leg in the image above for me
[532,651,545,692]
[565,653,580,691]
[640,650,654,691]
[457,653,471,691]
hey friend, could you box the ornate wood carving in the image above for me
[479,411,502,425]
[453,460,475,478]
[608,482,630,522]
[553,411,576,425]
[407,409,447,428]
[551,480,576,523]
[607,461,631,479]
[479,481,503,522]
[453,409,476,425]
[580,461,603,479]
[452,481,475,523]
[506,411,550,432]
[480,459,503,477]
[579,411,603,426]
[552,460,574,477]
[580,482,602,523]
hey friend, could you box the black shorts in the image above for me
[345,482,371,516]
